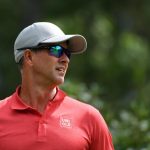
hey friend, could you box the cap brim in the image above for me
[40,34,87,54]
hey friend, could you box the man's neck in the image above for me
[19,84,57,114]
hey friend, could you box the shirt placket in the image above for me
[37,117,47,141]
[38,103,52,142]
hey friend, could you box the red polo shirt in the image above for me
[0,87,114,150]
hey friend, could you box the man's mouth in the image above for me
[56,67,65,73]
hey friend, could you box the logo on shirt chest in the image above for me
[60,116,72,128]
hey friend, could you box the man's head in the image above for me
[14,22,87,64]
[14,22,87,86]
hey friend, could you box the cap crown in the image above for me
[14,22,65,50]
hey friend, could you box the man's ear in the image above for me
[23,49,33,66]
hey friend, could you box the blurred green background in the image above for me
[0,0,150,149]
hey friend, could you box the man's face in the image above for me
[30,42,70,87]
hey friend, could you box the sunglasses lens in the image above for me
[50,46,63,57]
[49,45,71,59]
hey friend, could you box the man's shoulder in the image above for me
[63,96,107,128]
[64,96,90,107]
[64,96,100,115]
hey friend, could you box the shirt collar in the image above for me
[11,87,30,110]
[11,86,66,110]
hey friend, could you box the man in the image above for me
[0,22,114,150]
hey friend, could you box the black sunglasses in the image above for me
[17,45,71,59]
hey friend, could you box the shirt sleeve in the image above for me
[88,107,114,150]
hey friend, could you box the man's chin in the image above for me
[56,78,65,85]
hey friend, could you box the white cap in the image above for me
[14,22,87,63]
